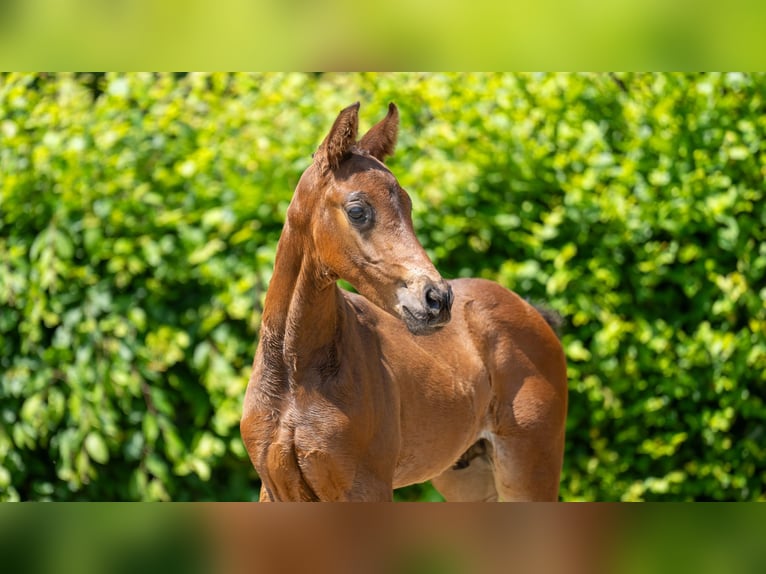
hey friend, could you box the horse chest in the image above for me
[258,370,398,500]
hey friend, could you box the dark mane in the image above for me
[532,303,563,338]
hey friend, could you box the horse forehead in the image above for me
[337,154,398,189]
[346,170,398,195]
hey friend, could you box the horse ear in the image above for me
[315,102,360,172]
[358,102,399,162]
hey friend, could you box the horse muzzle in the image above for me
[396,278,453,335]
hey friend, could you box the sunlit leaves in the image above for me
[1,72,267,501]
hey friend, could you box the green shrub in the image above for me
[1,73,764,500]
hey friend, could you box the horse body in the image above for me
[241,103,567,501]
[346,283,493,488]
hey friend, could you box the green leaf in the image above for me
[84,432,109,465]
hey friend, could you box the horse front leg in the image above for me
[298,451,394,501]
[258,483,273,502]
[344,472,394,502]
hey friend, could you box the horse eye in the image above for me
[347,205,369,224]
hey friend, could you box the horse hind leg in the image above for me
[490,432,563,501]
[490,375,566,501]
[431,439,498,502]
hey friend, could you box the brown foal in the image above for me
[240,102,568,501]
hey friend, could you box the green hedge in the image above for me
[1,73,764,501]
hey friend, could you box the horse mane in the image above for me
[531,302,564,339]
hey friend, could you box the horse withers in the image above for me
[240,102,567,501]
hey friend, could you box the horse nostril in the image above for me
[424,286,443,314]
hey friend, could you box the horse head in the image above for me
[288,102,453,335]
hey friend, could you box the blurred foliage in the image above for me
[1,73,765,501]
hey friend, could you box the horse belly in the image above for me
[391,367,491,488]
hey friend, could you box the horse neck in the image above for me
[260,222,340,379]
